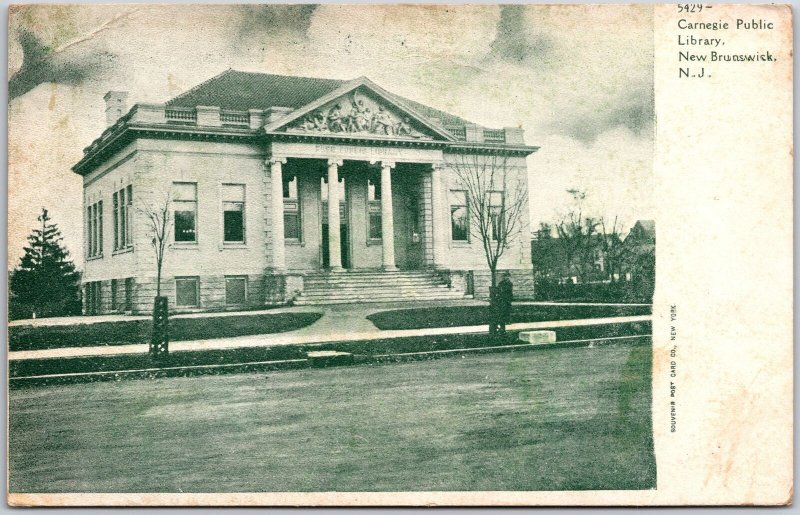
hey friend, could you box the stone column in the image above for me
[430,162,447,268]
[327,159,343,271]
[380,161,397,271]
[269,157,287,271]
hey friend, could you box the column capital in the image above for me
[430,161,445,171]
[368,159,396,169]
[267,156,287,166]
[327,158,344,167]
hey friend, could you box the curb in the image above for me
[10,334,652,388]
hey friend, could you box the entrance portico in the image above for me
[267,140,447,273]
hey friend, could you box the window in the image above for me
[87,205,93,256]
[94,282,102,314]
[222,184,245,243]
[112,192,118,249]
[86,200,104,257]
[368,175,382,240]
[283,174,298,199]
[175,277,199,307]
[124,277,134,312]
[283,176,300,240]
[111,279,118,311]
[98,201,103,252]
[84,283,92,314]
[225,276,247,305]
[126,185,133,244]
[113,185,134,250]
[86,205,91,255]
[450,190,469,241]
[489,191,504,241]
[367,175,382,201]
[173,183,197,242]
[85,281,102,315]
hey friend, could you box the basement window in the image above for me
[175,277,200,307]
[225,276,247,305]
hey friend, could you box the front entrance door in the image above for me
[393,171,426,269]
[321,222,350,269]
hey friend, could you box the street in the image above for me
[10,343,655,492]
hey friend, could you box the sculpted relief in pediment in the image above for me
[285,88,433,140]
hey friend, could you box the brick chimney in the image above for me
[104,91,128,127]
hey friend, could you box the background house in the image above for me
[531,219,655,303]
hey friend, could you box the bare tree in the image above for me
[554,190,600,283]
[599,216,630,283]
[138,191,171,297]
[138,191,172,357]
[449,154,529,287]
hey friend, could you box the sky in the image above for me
[8,4,654,268]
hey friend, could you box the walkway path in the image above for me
[9,314,652,361]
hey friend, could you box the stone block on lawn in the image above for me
[307,350,354,368]
[519,330,557,345]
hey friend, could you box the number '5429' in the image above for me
[678,4,705,13]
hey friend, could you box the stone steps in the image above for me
[304,279,449,288]
[300,287,463,297]
[303,272,442,281]
[294,270,469,305]
[299,288,467,299]
[294,293,473,306]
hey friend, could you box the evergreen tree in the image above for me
[9,208,81,320]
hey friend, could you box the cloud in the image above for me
[7,7,140,101]
[236,5,318,40]
[487,5,553,65]
[548,81,655,143]
[8,28,118,101]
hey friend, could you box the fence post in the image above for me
[150,296,169,357]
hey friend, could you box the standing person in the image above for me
[497,272,514,335]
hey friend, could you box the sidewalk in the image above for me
[7,305,320,328]
[8,299,650,327]
[9,314,652,361]
[515,301,652,307]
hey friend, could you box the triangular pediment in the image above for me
[266,79,455,142]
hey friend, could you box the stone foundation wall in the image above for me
[89,274,266,315]
[263,273,305,305]
[80,268,533,314]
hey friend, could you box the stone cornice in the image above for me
[445,142,540,157]
[74,118,538,175]
[264,131,448,150]
[73,123,259,175]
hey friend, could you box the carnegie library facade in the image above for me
[74,70,538,314]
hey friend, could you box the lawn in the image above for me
[9,345,655,492]
[9,312,323,352]
[367,304,651,330]
[10,321,650,383]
